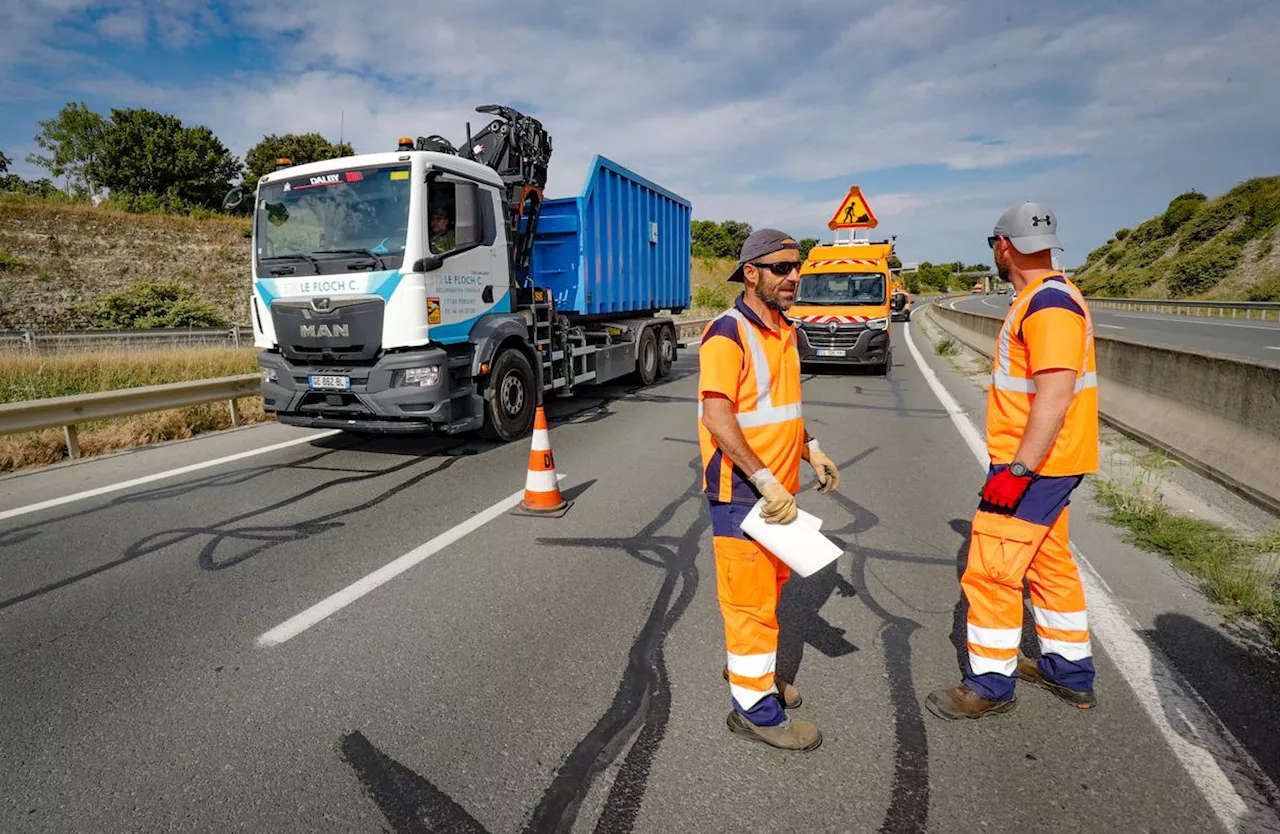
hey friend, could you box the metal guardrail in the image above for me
[0,374,261,459]
[0,327,256,354]
[1083,298,1280,321]
[674,317,713,340]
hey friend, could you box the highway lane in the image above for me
[949,293,1280,366]
[2,329,1277,832]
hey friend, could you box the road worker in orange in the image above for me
[698,229,842,751]
[927,201,1099,720]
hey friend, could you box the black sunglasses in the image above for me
[750,260,803,276]
[987,235,1003,249]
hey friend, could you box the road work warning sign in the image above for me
[828,186,878,230]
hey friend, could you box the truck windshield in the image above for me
[796,272,886,305]
[255,163,411,273]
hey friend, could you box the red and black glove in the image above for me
[981,467,1034,509]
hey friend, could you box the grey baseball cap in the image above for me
[991,201,1063,254]
[727,228,800,282]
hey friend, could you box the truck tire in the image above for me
[479,349,536,441]
[656,324,676,378]
[635,326,658,385]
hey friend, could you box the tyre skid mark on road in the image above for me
[339,459,706,834]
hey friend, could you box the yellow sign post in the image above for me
[827,186,878,230]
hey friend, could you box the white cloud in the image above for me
[2,0,1279,264]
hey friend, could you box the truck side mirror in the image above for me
[222,186,245,212]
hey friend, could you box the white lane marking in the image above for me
[903,321,1280,832]
[1111,313,1280,331]
[1096,324,1125,330]
[0,430,342,523]
[257,475,566,647]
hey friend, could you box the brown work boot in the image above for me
[726,710,822,751]
[1017,653,1097,708]
[723,667,802,708]
[925,684,1016,721]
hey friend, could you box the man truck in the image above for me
[223,105,691,442]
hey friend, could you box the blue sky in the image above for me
[3,0,1278,267]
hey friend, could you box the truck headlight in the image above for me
[866,317,890,331]
[261,368,278,384]
[397,366,441,387]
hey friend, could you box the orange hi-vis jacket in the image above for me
[698,296,806,503]
[987,274,1099,476]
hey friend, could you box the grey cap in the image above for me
[727,228,800,282]
[992,201,1063,255]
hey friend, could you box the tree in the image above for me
[90,108,243,210]
[888,254,902,269]
[242,132,355,193]
[27,101,107,197]
[0,150,9,173]
[798,237,819,258]
[691,219,753,258]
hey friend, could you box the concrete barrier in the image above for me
[927,302,1280,514]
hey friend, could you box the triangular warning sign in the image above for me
[827,186,878,230]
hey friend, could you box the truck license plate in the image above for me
[309,375,350,390]
[816,349,846,357]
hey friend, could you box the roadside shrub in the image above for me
[0,250,30,271]
[1105,248,1124,266]
[1115,228,1131,240]
[1246,273,1280,302]
[1128,217,1165,245]
[692,283,730,310]
[1162,190,1206,235]
[75,282,230,328]
[1164,241,1242,298]
[1181,198,1239,248]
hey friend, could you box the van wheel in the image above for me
[656,325,676,378]
[479,349,536,441]
[635,327,658,385]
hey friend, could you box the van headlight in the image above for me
[395,365,441,387]
[866,317,890,331]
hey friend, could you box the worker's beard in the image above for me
[756,278,795,312]
[995,249,1011,283]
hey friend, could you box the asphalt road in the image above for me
[949,293,1280,366]
[3,323,1279,833]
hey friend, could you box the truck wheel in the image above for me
[656,325,676,378]
[635,326,658,385]
[479,349,536,441]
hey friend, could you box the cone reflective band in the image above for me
[512,406,572,517]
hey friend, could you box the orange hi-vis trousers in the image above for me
[962,500,1095,702]
[711,500,791,726]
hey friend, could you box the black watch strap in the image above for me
[1010,462,1032,478]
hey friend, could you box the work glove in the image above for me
[980,467,1033,509]
[806,439,840,495]
[749,469,798,525]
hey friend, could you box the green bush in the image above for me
[1115,228,1131,240]
[1246,273,1280,301]
[1257,238,1275,260]
[1105,248,1124,266]
[1128,217,1165,245]
[0,250,30,272]
[692,284,730,310]
[1181,198,1239,247]
[103,190,197,215]
[76,282,229,328]
[1164,241,1243,298]
[1162,190,1206,235]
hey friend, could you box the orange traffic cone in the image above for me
[511,406,572,517]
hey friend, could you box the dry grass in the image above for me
[0,346,267,474]
[0,195,252,330]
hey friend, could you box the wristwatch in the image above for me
[1009,462,1032,478]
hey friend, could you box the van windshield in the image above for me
[796,272,886,305]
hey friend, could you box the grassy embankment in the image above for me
[1075,175,1280,301]
[1093,451,1280,648]
[0,347,266,474]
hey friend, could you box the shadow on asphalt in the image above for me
[1147,612,1280,789]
